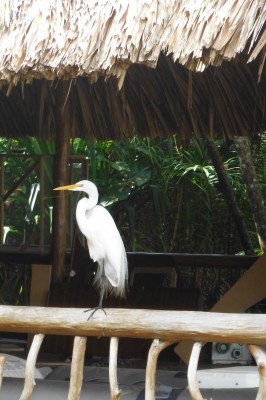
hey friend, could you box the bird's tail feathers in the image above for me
[93,256,128,299]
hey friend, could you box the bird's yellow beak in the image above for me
[53,183,83,191]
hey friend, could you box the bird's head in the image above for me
[53,180,99,201]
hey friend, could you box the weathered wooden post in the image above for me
[109,337,121,400]
[68,336,87,400]
[52,80,72,284]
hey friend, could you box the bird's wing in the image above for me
[84,205,127,290]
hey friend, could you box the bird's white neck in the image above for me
[81,181,99,209]
[75,182,99,236]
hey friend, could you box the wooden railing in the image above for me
[0,306,266,399]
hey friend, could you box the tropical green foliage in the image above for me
[70,135,260,254]
[1,134,265,254]
[0,134,266,307]
[0,138,54,246]
[0,263,31,305]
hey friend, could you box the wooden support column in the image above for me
[52,81,72,284]
[109,337,121,400]
[30,264,52,306]
[248,345,266,400]
[187,342,204,400]
[145,339,175,400]
[20,334,45,400]
[68,336,87,400]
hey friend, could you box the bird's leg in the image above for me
[84,286,106,320]
[84,302,106,320]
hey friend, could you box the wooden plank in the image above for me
[0,250,52,264]
[0,251,257,269]
[127,252,257,269]
[175,253,266,362]
[0,306,265,345]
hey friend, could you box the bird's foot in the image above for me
[84,305,106,320]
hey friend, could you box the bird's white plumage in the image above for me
[78,202,127,295]
[54,180,128,301]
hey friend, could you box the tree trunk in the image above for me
[205,137,254,255]
[234,136,266,253]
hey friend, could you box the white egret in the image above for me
[54,180,128,317]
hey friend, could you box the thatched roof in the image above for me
[0,0,266,140]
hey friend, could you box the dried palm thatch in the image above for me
[0,0,266,140]
[1,0,266,84]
